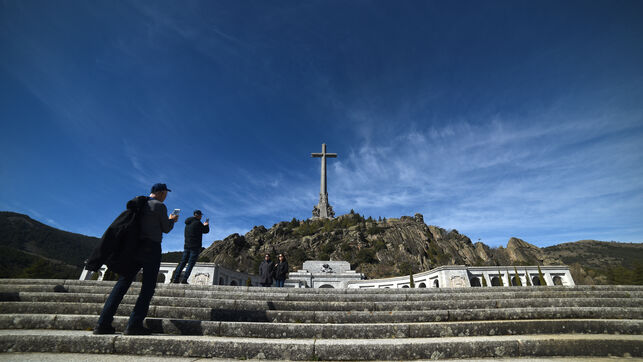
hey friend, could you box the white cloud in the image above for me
[323,108,643,246]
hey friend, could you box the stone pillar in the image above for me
[311,143,337,219]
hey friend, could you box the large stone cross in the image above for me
[311,143,337,218]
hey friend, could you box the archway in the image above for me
[532,276,541,286]
[553,276,563,285]
[418,283,426,288]
[433,280,439,288]
[219,277,225,285]
[470,277,481,287]
[511,276,520,286]
[230,280,238,286]
[490,277,501,286]
[319,284,334,288]
[156,273,166,284]
[402,285,410,288]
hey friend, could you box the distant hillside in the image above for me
[2,210,641,285]
[0,212,100,278]
[544,240,643,285]
[201,212,643,285]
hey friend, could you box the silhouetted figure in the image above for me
[93,183,178,335]
[172,210,209,283]
[274,253,289,287]
[259,253,275,287]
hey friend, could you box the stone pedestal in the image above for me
[312,193,335,219]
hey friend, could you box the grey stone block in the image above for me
[0,334,115,354]
[516,335,643,358]
[314,337,522,360]
[0,314,56,330]
[112,336,314,360]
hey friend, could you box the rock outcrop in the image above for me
[200,213,574,279]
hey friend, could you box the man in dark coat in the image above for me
[93,183,178,335]
[259,253,275,287]
[172,210,210,284]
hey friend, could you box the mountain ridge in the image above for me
[0,211,100,278]
[1,211,641,284]
[199,212,642,285]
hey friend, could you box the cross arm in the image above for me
[311,153,338,158]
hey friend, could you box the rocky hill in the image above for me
[2,210,640,284]
[201,212,643,285]
[0,212,100,278]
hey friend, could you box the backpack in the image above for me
[85,196,148,275]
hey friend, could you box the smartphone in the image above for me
[171,209,180,216]
[205,218,209,223]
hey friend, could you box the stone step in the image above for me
[1,330,641,360]
[1,292,641,311]
[3,279,643,294]
[1,314,641,338]
[0,353,634,362]
[2,301,641,322]
[1,285,641,303]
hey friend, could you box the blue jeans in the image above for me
[97,253,161,328]
[172,248,200,283]
[275,279,285,287]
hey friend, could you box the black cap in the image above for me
[194,210,202,216]
[151,183,171,193]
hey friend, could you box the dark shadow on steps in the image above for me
[145,318,204,335]
[0,292,20,301]
[210,308,270,322]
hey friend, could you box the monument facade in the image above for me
[287,260,364,288]
[311,143,337,219]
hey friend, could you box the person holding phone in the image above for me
[172,210,210,284]
[94,183,178,335]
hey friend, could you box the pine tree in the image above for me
[513,266,523,286]
[498,270,504,286]
[482,275,488,287]
[537,265,546,286]
[409,272,415,288]
[525,268,532,286]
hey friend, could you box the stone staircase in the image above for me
[0,279,641,360]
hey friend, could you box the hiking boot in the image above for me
[93,324,115,335]
[123,324,152,335]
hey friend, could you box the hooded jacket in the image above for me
[184,216,209,249]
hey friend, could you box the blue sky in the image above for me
[1,1,642,251]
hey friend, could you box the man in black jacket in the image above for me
[94,183,178,335]
[259,253,275,287]
[171,210,209,284]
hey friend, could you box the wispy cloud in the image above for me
[326,107,643,246]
